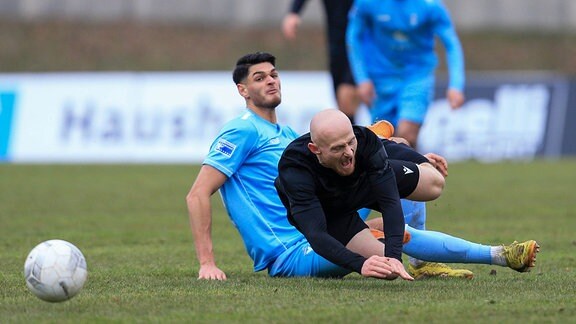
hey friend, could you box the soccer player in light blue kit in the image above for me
[186,52,538,280]
[347,0,465,148]
[347,0,467,277]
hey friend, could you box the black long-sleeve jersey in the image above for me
[275,126,405,274]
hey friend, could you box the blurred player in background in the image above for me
[346,0,465,148]
[282,0,361,123]
[186,52,539,280]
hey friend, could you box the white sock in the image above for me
[490,246,506,266]
[409,257,424,267]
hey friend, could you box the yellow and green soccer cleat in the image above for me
[501,240,540,272]
[408,262,474,279]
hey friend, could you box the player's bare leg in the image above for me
[405,163,445,201]
[365,217,383,231]
[395,120,421,148]
[336,84,361,123]
[346,228,386,257]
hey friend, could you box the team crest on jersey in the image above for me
[269,137,280,145]
[215,139,236,157]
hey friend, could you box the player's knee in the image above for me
[429,173,445,199]
[416,164,445,200]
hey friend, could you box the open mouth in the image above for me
[341,157,353,169]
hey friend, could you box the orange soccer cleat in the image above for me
[367,120,395,139]
[370,228,411,244]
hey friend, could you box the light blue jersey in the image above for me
[347,0,464,90]
[203,110,303,272]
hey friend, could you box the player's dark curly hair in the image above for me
[232,52,276,84]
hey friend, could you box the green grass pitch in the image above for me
[1,160,575,322]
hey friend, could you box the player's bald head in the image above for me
[309,109,353,147]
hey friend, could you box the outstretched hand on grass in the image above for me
[198,263,227,281]
[361,256,414,281]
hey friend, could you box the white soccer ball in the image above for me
[23,239,88,302]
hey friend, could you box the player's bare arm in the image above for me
[186,165,228,280]
[357,81,375,106]
[282,13,301,40]
[447,88,465,109]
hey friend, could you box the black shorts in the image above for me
[329,51,356,92]
[388,160,420,198]
[325,2,356,92]
[327,212,369,246]
[383,139,429,165]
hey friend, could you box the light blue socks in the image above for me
[403,225,493,264]
[367,200,496,265]
[402,199,426,230]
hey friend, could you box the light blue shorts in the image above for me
[267,210,377,278]
[370,75,435,126]
[267,239,352,278]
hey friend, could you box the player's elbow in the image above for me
[185,187,204,209]
[185,191,195,211]
[185,191,194,205]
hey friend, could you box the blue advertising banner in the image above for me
[0,91,16,161]
[0,71,573,163]
[425,72,572,161]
